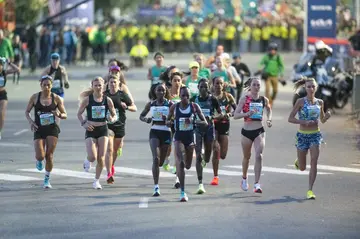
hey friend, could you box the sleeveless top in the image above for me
[104,89,131,126]
[215,93,232,123]
[150,99,171,123]
[34,92,57,127]
[0,70,6,88]
[49,66,63,94]
[151,65,167,85]
[86,94,108,122]
[174,103,196,132]
[242,95,265,122]
[185,76,199,97]
[194,95,215,121]
[298,98,321,121]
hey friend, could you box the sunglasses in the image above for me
[41,75,53,81]
[109,66,121,72]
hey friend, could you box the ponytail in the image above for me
[293,77,317,94]
[243,77,259,91]
[79,77,104,103]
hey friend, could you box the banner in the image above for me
[137,7,176,17]
[307,0,337,39]
[61,0,94,27]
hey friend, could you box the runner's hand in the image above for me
[266,120,272,128]
[83,122,94,131]
[30,122,38,132]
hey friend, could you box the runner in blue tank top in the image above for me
[288,77,331,200]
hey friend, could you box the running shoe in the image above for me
[43,177,52,189]
[253,183,262,193]
[107,172,114,184]
[294,159,299,170]
[36,160,44,171]
[171,166,177,174]
[153,186,160,197]
[111,165,116,175]
[241,178,249,191]
[197,183,206,194]
[174,177,180,189]
[93,180,102,190]
[210,177,219,186]
[117,147,122,157]
[307,190,316,199]
[180,191,188,202]
[201,159,207,168]
[83,159,91,172]
[162,163,170,172]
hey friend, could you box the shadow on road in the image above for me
[249,196,306,205]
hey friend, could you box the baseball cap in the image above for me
[109,65,121,72]
[189,61,200,69]
[51,53,60,60]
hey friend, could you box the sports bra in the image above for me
[242,95,265,122]
[298,98,321,121]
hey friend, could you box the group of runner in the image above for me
[0,44,332,202]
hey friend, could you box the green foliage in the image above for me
[95,0,156,15]
[15,0,47,24]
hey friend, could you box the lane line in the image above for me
[0,142,31,147]
[0,173,41,181]
[287,164,360,173]
[18,168,123,179]
[139,197,149,208]
[225,165,332,175]
[13,129,29,136]
[186,167,256,176]
[114,167,191,177]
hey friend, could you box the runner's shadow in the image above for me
[249,196,306,205]
[225,192,261,199]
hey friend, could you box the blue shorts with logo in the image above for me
[295,130,322,151]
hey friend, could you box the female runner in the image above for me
[288,77,331,199]
[183,61,200,98]
[193,53,211,80]
[234,77,272,193]
[139,83,172,196]
[211,76,237,186]
[77,77,116,189]
[104,75,137,184]
[191,78,222,194]
[0,57,20,139]
[166,86,207,202]
[211,56,236,96]
[25,75,67,188]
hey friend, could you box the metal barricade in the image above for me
[352,73,360,119]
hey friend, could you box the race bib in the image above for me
[52,79,61,89]
[0,76,4,87]
[188,82,199,96]
[307,105,320,119]
[39,113,55,126]
[107,108,119,124]
[91,105,106,119]
[179,117,193,131]
[220,106,226,114]
[152,77,162,85]
[202,108,211,117]
[152,106,169,121]
[249,102,263,119]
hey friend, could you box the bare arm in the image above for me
[107,97,116,120]
[61,66,69,85]
[233,96,249,120]
[319,100,331,124]
[147,68,152,80]
[194,103,208,126]
[264,97,272,121]
[167,104,175,121]
[25,94,36,125]
[288,99,306,124]
[5,62,20,75]
[54,95,67,119]
[122,84,134,103]
[139,102,151,123]
[77,97,89,124]
[226,70,236,88]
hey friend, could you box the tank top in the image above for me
[104,90,122,125]
[174,103,196,132]
[215,93,231,123]
[151,65,167,85]
[150,99,171,123]
[298,98,321,121]
[194,95,214,120]
[34,92,57,127]
[13,43,21,58]
[86,94,108,122]
[49,66,63,94]
[242,95,265,122]
[185,76,199,97]
[0,70,6,88]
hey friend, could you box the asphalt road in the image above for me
[0,53,359,239]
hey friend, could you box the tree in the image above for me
[15,0,47,25]
[95,0,156,16]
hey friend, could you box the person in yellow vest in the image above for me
[138,24,148,42]
[289,23,298,52]
[280,22,289,51]
[251,23,262,52]
[184,21,195,52]
[270,22,282,51]
[161,23,172,53]
[239,23,251,53]
[129,39,149,68]
[115,22,127,54]
[172,23,184,53]
[126,23,139,53]
[224,21,236,52]
[148,22,159,52]
[210,23,219,53]
[199,21,211,53]
[261,23,272,52]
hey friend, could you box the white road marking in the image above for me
[225,165,332,175]
[18,168,123,179]
[186,167,256,176]
[0,173,41,181]
[286,164,360,174]
[115,167,191,177]
[13,129,29,136]
[0,142,31,147]
[139,197,149,208]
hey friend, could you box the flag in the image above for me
[48,0,61,22]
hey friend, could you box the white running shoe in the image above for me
[241,178,249,191]
[83,159,91,172]
[93,180,102,190]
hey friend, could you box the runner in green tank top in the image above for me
[211,56,236,95]
[194,53,211,80]
[148,52,167,85]
[184,61,200,98]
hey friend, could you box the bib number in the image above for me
[91,106,106,119]
[107,108,119,124]
[220,106,226,114]
[39,113,55,126]
[179,117,193,131]
[307,105,320,119]
[52,79,61,89]
[201,108,211,117]
[249,102,263,119]
[152,106,169,121]
[0,76,4,87]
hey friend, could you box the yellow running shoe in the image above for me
[162,163,170,171]
[307,190,316,199]
[294,159,299,170]
[117,148,122,157]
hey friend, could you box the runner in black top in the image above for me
[0,57,20,140]
[77,77,116,190]
[104,75,137,184]
[25,75,67,189]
